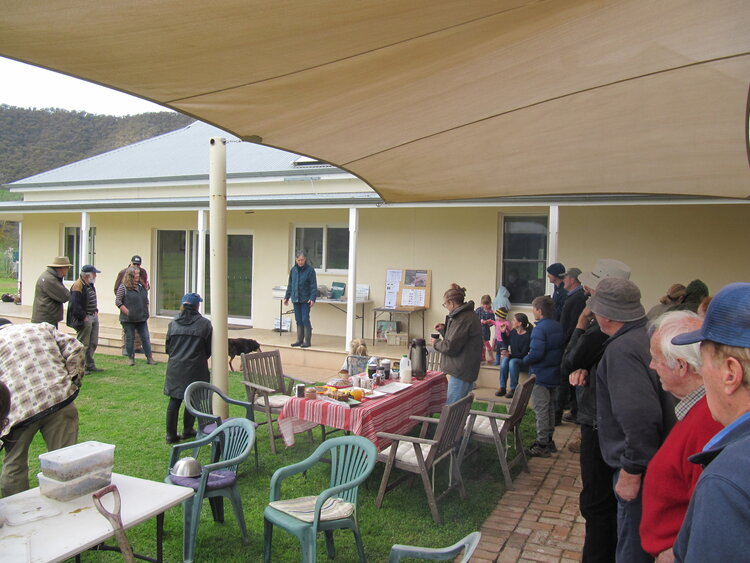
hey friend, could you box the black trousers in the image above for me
[580,424,618,563]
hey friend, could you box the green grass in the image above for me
[1,356,536,562]
[0,277,17,294]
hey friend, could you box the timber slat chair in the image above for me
[374,393,474,524]
[240,349,313,454]
[426,349,443,373]
[457,376,535,489]
[388,531,482,563]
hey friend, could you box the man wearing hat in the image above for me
[31,256,72,328]
[671,283,750,562]
[589,277,675,563]
[546,262,567,320]
[66,265,103,374]
[113,255,150,294]
[556,267,586,425]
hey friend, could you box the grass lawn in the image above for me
[0,276,17,295]
[1,354,536,562]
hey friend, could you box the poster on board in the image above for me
[382,269,431,309]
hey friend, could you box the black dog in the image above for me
[228,338,262,371]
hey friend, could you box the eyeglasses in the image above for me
[442,301,449,308]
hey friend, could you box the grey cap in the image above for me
[580,259,631,290]
[564,267,582,280]
[588,278,645,322]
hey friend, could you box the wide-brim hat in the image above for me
[47,256,73,268]
[672,283,750,347]
[588,278,645,322]
[580,258,631,290]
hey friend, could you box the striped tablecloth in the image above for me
[278,371,447,449]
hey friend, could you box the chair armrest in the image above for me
[223,396,256,421]
[469,409,511,420]
[376,431,437,446]
[409,415,439,424]
[167,433,217,470]
[280,374,307,394]
[241,381,277,395]
[268,456,319,501]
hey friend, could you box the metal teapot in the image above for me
[408,338,428,380]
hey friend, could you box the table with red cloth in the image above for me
[278,371,447,450]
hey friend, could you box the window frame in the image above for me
[62,226,96,281]
[499,214,548,306]
[293,224,349,273]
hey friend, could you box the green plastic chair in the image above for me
[388,531,481,562]
[166,418,256,563]
[263,435,377,563]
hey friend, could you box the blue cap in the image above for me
[546,263,565,277]
[672,283,750,347]
[181,293,203,306]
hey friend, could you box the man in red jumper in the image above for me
[640,311,723,562]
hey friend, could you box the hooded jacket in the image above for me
[434,300,483,383]
[164,307,212,399]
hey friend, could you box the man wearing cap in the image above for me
[66,265,103,374]
[31,256,72,328]
[164,293,212,443]
[556,267,587,425]
[589,277,675,563]
[114,255,149,294]
[671,283,750,562]
[640,311,722,562]
[546,262,567,320]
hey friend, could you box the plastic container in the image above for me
[39,441,115,482]
[399,354,412,383]
[38,468,112,502]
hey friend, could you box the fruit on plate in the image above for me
[350,389,364,401]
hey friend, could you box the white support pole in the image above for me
[197,209,206,298]
[80,211,89,269]
[547,205,560,295]
[209,138,229,417]
[345,208,359,351]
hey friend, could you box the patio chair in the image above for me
[375,393,474,524]
[240,349,313,454]
[263,435,377,563]
[458,376,535,489]
[346,354,368,376]
[388,531,482,563]
[166,418,256,563]
[427,348,443,372]
[184,381,259,470]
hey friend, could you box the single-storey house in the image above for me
[2,121,749,340]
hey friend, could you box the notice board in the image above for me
[384,269,431,309]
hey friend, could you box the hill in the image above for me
[0,105,194,199]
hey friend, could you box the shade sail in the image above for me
[1,0,748,201]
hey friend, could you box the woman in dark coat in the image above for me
[283,251,317,348]
[164,293,212,444]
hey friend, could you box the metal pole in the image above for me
[547,205,559,296]
[197,209,206,298]
[209,138,229,417]
[345,207,358,351]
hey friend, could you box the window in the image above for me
[501,216,547,304]
[63,226,96,281]
[294,226,349,271]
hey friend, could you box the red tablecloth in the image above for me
[278,371,447,449]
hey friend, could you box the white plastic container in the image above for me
[38,468,112,502]
[39,441,115,482]
[399,355,412,383]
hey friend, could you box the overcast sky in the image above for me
[0,57,170,116]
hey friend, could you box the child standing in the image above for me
[496,313,532,398]
[492,307,511,365]
[475,295,496,363]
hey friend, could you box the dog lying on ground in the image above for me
[228,338,262,371]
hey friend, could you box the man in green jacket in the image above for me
[31,256,72,328]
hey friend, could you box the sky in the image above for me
[0,57,170,116]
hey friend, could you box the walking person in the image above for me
[66,264,104,374]
[116,266,157,366]
[31,256,72,328]
[284,251,317,348]
[164,293,212,444]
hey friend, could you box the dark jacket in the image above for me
[559,286,587,345]
[551,280,567,321]
[164,307,212,399]
[434,300,483,383]
[284,262,317,303]
[523,317,564,388]
[31,266,70,325]
[66,277,97,330]
[117,284,150,323]
[596,317,676,474]
[562,320,609,427]
[506,328,532,359]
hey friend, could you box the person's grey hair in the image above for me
[295,251,307,259]
[649,310,703,371]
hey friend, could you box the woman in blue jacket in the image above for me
[284,252,317,348]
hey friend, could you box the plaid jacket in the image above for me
[0,323,84,438]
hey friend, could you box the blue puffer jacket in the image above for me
[523,317,564,388]
[284,262,318,303]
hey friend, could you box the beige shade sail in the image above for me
[1,0,748,201]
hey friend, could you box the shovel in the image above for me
[92,484,136,563]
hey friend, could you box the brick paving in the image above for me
[475,422,584,562]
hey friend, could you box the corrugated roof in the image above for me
[10,121,350,187]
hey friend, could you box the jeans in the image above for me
[447,376,474,404]
[531,384,556,445]
[580,424,617,563]
[293,302,312,329]
[122,321,153,358]
[499,357,523,391]
[613,470,652,563]
[76,314,99,369]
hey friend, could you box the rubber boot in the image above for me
[166,405,180,444]
[301,326,312,348]
[181,409,197,440]
[291,324,304,347]
[146,355,158,365]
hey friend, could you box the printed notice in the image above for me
[401,288,426,307]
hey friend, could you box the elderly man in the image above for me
[556,267,586,425]
[640,311,723,562]
[66,264,103,374]
[671,283,750,562]
[0,321,84,496]
[589,277,675,563]
[31,256,72,328]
